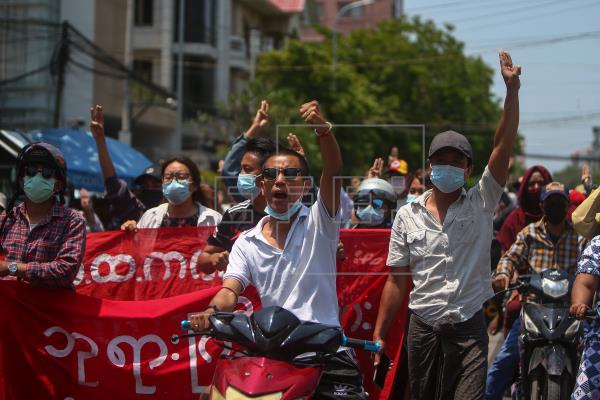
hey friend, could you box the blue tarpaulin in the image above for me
[28,128,152,193]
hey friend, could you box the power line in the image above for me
[521,112,600,126]
[0,64,49,86]
[406,0,545,13]
[468,29,600,52]
[522,153,600,162]
[450,0,563,24]
[458,0,600,32]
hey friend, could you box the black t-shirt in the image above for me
[207,200,266,252]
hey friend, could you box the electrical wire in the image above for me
[0,64,49,86]
[458,0,600,32]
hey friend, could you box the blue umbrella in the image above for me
[28,128,153,193]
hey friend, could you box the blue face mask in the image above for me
[406,194,418,204]
[356,205,385,226]
[237,174,261,200]
[265,199,303,221]
[430,165,465,193]
[24,174,56,204]
[162,180,191,205]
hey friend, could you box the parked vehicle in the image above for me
[507,269,581,400]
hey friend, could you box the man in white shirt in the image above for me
[373,50,521,400]
[190,100,366,398]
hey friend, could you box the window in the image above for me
[132,59,153,100]
[338,2,365,17]
[302,1,324,25]
[174,0,216,45]
[316,3,325,18]
[134,0,153,26]
[172,56,215,117]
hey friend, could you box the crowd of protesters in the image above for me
[5,49,600,399]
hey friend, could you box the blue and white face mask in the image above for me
[356,205,385,226]
[265,199,302,221]
[162,180,191,205]
[406,194,418,204]
[430,165,465,193]
[237,174,261,200]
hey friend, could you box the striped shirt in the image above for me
[0,201,86,289]
[208,200,266,252]
[496,218,584,278]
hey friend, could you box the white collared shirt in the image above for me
[137,202,222,228]
[387,166,503,323]
[223,195,342,326]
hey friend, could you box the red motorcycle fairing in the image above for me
[212,356,322,399]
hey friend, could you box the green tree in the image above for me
[245,17,514,177]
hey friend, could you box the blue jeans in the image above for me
[485,319,521,400]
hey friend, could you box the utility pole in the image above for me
[174,0,185,152]
[52,21,69,128]
[394,0,404,18]
[332,0,374,92]
[120,0,134,145]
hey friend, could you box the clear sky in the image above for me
[404,0,600,173]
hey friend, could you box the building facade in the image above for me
[0,0,95,132]
[300,0,402,41]
[1,0,305,164]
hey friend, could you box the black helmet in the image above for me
[133,164,162,186]
[16,142,67,187]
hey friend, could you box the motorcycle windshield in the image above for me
[210,306,343,359]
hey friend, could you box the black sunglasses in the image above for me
[354,196,386,209]
[25,165,55,179]
[262,167,303,181]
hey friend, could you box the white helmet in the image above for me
[355,178,396,205]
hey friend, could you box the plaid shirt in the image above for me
[0,202,86,289]
[496,218,585,278]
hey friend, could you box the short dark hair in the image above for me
[244,138,277,166]
[161,156,203,204]
[263,148,310,177]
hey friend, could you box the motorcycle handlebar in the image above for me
[342,336,381,353]
[585,309,597,320]
[180,320,382,353]
[181,320,192,331]
[493,282,525,297]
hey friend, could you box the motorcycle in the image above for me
[173,306,381,399]
[502,269,582,400]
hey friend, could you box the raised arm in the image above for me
[90,105,117,179]
[573,186,600,239]
[300,100,342,217]
[221,101,269,201]
[488,50,521,186]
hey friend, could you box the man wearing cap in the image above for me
[373,50,521,399]
[0,143,86,289]
[486,182,584,399]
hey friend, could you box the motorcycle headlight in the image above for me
[564,319,582,340]
[212,386,283,400]
[522,311,541,336]
[542,278,569,299]
[211,386,225,400]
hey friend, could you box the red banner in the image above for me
[76,227,219,300]
[0,228,409,399]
